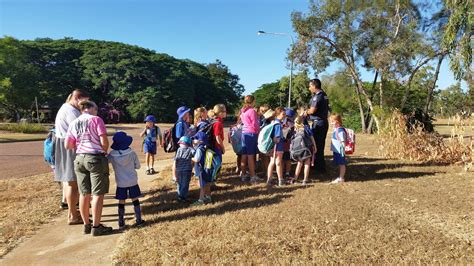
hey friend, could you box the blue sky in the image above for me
[0,0,460,94]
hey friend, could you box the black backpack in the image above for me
[197,119,217,150]
[290,130,313,161]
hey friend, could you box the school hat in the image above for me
[178,136,192,146]
[111,131,133,151]
[177,106,191,120]
[285,108,296,118]
[263,109,275,119]
[144,115,157,123]
[192,131,207,143]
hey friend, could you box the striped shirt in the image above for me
[174,146,194,172]
[66,113,107,154]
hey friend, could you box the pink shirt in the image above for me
[240,107,259,134]
[66,113,107,154]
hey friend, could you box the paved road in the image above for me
[0,125,174,180]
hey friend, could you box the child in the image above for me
[258,104,270,128]
[258,109,275,174]
[330,114,347,184]
[292,116,317,185]
[211,104,226,156]
[140,115,162,175]
[283,108,296,180]
[267,107,287,187]
[191,132,212,205]
[173,136,194,202]
[176,106,191,140]
[207,109,216,120]
[229,115,243,175]
[108,131,145,229]
[194,107,209,131]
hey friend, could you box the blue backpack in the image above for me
[44,128,56,165]
[229,124,243,154]
[200,148,222,183]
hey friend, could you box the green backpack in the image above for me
[257,121,277,154]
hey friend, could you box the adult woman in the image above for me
[65,100,112,236]
[54,89,89,224]
[240,95,262,183]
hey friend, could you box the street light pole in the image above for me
[257,30,295,108]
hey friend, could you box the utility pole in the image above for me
[35,97,40,124]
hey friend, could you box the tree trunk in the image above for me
[379,73,384,107]
[424,54,445,113]
[364,71,379,131]
[354,84,367,132]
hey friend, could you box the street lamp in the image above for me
[257,30,295,108]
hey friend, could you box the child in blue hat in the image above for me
[191,132,212,205]
[140,115,162,175]
[108,131,145,229]
[173,135,194,202]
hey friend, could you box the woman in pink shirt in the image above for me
[66,100,112,236]
[240,95,262,183]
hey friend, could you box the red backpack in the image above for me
[162,124,178,153]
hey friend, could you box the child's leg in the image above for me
[248,154,256,177]
[150,154,155,169]
[267,155,275,181]
[145,153,150,169]
[177,171,192,199]
[303,158,311,182]
[294,161,303,180]
[240,154,248,177]
[275,153,284,182]
[339,165,346,181]
[204,184,212,200]
[285,160,292,176]
[118,199,126,227]
[236,154,242,173]
[131,197,142,223]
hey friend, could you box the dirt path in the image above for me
[1,158,173,265]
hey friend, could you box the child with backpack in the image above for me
[258,109,274,174]
[140,115,162,175]
[194,107,209,131]
[330,114,348,184]
[265,107,287,187]
[191,132,212,205]
[229,115,243,175]
[176,106,191,139]
[211,104,227,156]
[108,132,145,229]
[291,116,317,185]
[173,136,194,202]
[283,108,296,180]
[240,95,262,183]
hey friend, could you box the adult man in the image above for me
[303,79,330,173]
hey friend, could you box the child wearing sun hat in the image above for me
[173,135,194,202]
[108,131,145,229]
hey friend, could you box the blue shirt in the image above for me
[175,119,190,139]
[273,118,284,140]
[145,126,161,143]
[331,127,347,155]
[193,145,205,177]
[175,146,194,172]
[309,90,330,122]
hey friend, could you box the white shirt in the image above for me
[55,103,81,139]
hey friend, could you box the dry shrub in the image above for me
[379,110,473,169]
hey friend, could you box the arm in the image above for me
[172,161,177,180]
[158,129,163,146]
[65,138,76,150]
[100,134,109,154]
[134,152,141,169]
[215,135,225,154]
[140,128,147,138]
[311,137,317,153]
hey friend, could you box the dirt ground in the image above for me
[112,133,473,264]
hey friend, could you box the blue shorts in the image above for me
[241,133,258,155]
[275,141,285,153]
[199,173,213,187]
[333,152,347,165]
[144,141,157,154]
[115,184,142,200]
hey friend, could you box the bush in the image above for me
[379,110,472,169]
[0,123,47,134]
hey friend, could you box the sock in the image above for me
[146,166,150,170]
[132,200,142,223]
[118,203,125,227]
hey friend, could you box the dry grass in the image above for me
[0,172,61,257]
[112,140,473,264]
[379,111,473,169]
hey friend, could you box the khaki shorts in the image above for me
[74,154,110,196]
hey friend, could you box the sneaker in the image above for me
[145,169,151,175]
[302,180,309,186]
[91,224,113,236]
[60,202,68,210]
[118,224,127,231]
[150,168,156,174]
[330,177,344,184]
[191,199,206,206]
[278,179,286,187]
[134,219,146,228]
[241,175,250,182]
[84,224,92,234]
[266,179,274,186]
[235,167,240,174]
[177,197,189,203]
[203,195,212,204]
[250,176,264,183]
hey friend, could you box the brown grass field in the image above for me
[112,134,473,264]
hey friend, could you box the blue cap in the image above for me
[285,108,296,118]
[144,115,157,123]
[192,131,207,143]
[111,131,133,151]
[178,136,191,146]
[177,106,191,120]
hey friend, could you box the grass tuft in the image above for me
[0,123,48,134]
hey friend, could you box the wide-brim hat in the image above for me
[285,108,296,118]
[192,131,207,144]
[263,109,275,119]
[177,106,191,120]
[178,136,192,146]
[144,115,157,123]
[111,131,133,150]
